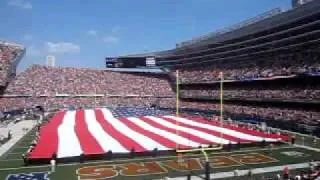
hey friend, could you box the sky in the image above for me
[0,0,292,72]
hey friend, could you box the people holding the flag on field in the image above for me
[22,153,28,166]
[283,165,289,179]
[291,135,296,145]
[234,169,239,178]
[50,158,56,173]
[7,129,12,140]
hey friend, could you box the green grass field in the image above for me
[0,127,319,180]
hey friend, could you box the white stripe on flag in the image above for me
[145,116,232,144]
[127,117,202,147]
[100,109,169,151]
[164,116,278,142]
[57,110,83,158]
[84,109,128,153]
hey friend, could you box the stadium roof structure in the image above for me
[0,40,24,49]
[117,50,172,58]
[177,8,283,47]
[117,0,320,68]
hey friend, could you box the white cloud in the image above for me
[46,42,80,54]
[8,0,32,9]
[27,46,44,57]
[26,42,80,57]
[87,30,97,36]
[103,35,119,44]
[111,26,120,33]
[23,34,33,41]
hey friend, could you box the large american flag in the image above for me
[29,107,287,159]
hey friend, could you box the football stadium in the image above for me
[1,0,320,179]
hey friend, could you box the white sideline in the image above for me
[158,161,320,180]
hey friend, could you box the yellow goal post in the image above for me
[175,71,225,154]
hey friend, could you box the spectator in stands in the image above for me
[0,42,23,86]
[177,54,320,83]
[180,88,320,101]
[4,65,174,96]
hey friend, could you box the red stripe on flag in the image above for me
[29,111,65,159]
[185,116,287,141]
[117,117,191,149]
[140,117,216,145]
[161,116,252,143]
[94,109,146,152]
[74,109,105,155]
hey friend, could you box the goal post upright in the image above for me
[176,69,180,117]
[174,71,225,180]
[219,71,224,145]
[176,70,180,150]
[176,71,224,153]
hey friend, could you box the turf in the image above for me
[0,146,319,180]
[0,127,319,180]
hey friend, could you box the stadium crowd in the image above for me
[0,97,176,112]
[5,65,174,96]
[179,102,320,126]
[278,162,320,180]
[0,61,318,134]
[177,55,320,83]
[180,88,320,101]
[0,42,23,86]
[3,96,318,127]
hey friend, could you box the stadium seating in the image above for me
[180,89,320,101]
[0,42,24,87]
[172,53,320,129]
[1,63,319,128]
[0,65,176,111]
[0,97,176,112]
[177,55,320,83]
[179,101,320,126]
[5,65,174,96]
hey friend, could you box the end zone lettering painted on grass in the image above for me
[230,153,278,164]
[205,156,242,168]
[118,162,168,177]
[160,159,203,172]
[77,153,278,179]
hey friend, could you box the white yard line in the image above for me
[294,144,320,152]
[7,152,23,155]
[14,147,30,149]
[0,159,21,161]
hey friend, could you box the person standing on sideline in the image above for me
[50,159,56,173]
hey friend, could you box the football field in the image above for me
[0,127,319,180]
